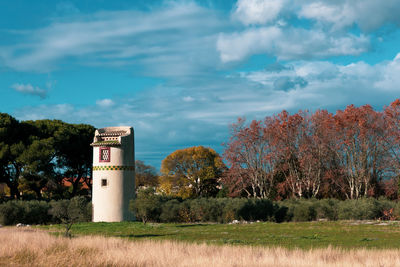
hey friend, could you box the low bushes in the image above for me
[280,199,338,222]
[336,198,381,220]
[0,200,51,225]
[131,193,286,224]
[131,188,400,223]
[2,193,399,225]
[0,196,91,226]
[279,198,400,222]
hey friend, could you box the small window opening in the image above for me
[101,179,107,187]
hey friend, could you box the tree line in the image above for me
[2,98,400,202]
[223,100,400,200]
[143,99,400,201]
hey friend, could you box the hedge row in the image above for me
[280,198,399,221]
[0,196,92,225]
[2,194,399,225]
[131,189,400,223]
[131,196,286,223]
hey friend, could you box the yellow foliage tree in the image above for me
[159,146,225,198]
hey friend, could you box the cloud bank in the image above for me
[0,1,225,78]
[3,0,400,167]
[13,53,400,166]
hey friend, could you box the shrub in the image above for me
[175,201,191,222]
[314,199,340,221]
[160,199,181,222]
[22,200,52,224]
[130,188,165,223]
[158,197,285,223]
[49,196,92,237]
[278,200,295,222]
[127,196,400,223]
[238,199,275,221]
[49,197,91,223]
[293,203,316,221]
[393,201,400,218]
[376,197,396,219]
[337,198,381,220]
[70,196,92,222]
[220,198,246,223]
[291,201,316,222]
[273,205,288,223]
[279,199,317,222]
[189,198,224,222]
[0,197,90,226]
[0,200,51,225]
[0,201,24,225]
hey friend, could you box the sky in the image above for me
[1,0,400,169]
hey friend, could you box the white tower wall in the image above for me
[91,126,135,222]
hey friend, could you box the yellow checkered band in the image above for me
[93,165,135,171]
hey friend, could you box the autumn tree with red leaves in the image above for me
[223,99,400,200]
[384,100,400,176]
[223,118,278,198]
[333,104,388,199]
[268,110,337,198]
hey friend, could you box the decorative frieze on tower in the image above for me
[91,126,135,222]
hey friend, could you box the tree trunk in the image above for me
[71,170,84,197]
[8,182,20,199]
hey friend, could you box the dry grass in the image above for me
[1,228,400,267]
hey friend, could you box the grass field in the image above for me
[2,228,400,267]
[38,220,400,249]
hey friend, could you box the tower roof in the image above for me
[91,126,133,147]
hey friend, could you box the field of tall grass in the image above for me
[1,227,400,267]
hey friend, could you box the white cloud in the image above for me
[232,0,400,32]
[13,54,400,167]
[2,0,396,76]
[217,26,281,62]
[16,55,400,125]
[232,0,400,31]
[0,2,224,77]
[217,26,369,62]
[298,0,400,31]
[96,98,114,107]
[218,0,400,64]
[11,83,47,99]
[233,0,286,25]
[242,54,400,108]
[298,2,355,30]
[5,0,400,168]
[374,53,400,91]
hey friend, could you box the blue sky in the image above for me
[2,0,400,168]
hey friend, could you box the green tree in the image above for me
[22,120,95,198]
[0,115,95,200]
[49,196,91,237]
[0,113,24,199]
[129,187,163,224]
[54,123,95,197]
[135,160,159,190]
[18,138,56,199]
[18,120,62,199]
[159,146,225,198]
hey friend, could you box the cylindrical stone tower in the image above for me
[91,126,135,222]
